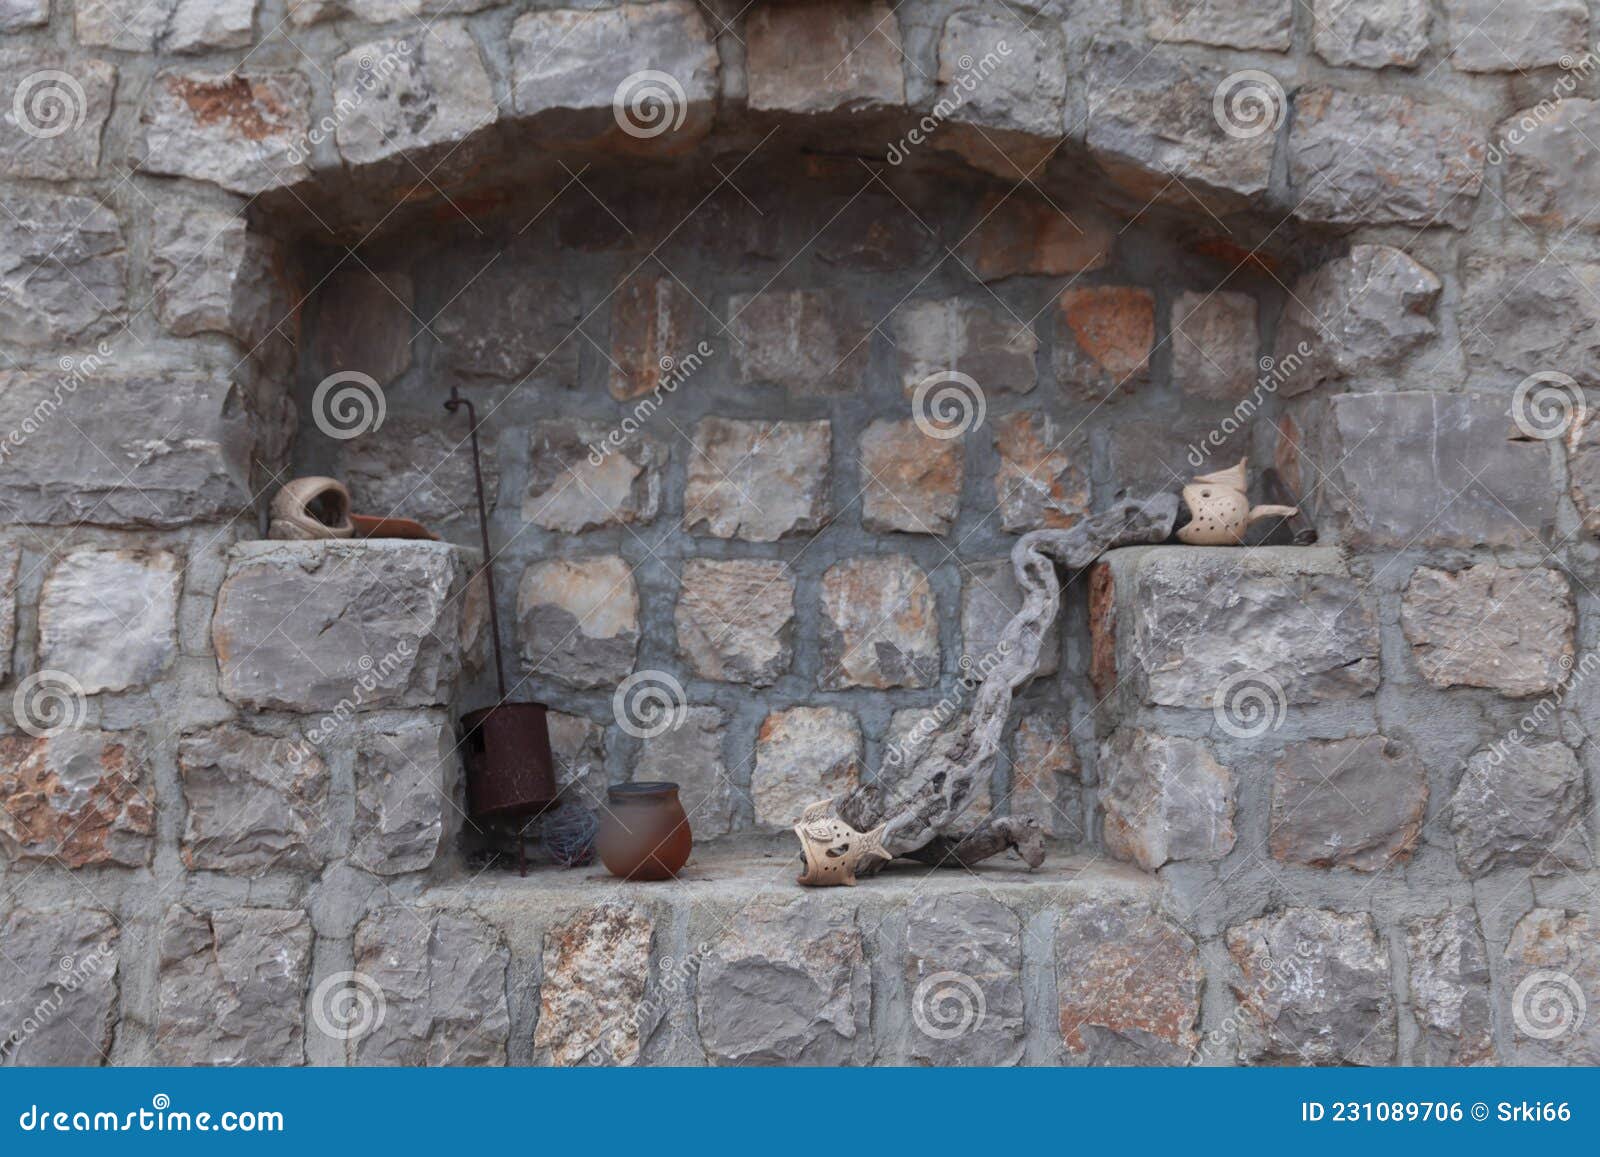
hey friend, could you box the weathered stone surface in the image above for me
[905,894,1024,1065]
[214,540,465,711]
[336,416,499,533]
[75,0,165,48]
[819,556,938,690]
[1461,252,1600,384]
[1499,99,1600,230]
[1269,736,1428,872]
[1085,39,1275,204]
[1288,88,1484,227]
[0,49,115,180]
[156,906,312,1065]
[0,730,153,868]
[150,205,284,347]
[1504,908,1599,1064]
[535,903,654,1066]
[1171,291,1258,400]
[860,419,963,536]
[1287,392,1555,549]
[1057,898,1202,1065]
[525,420,665,532]
[0,0,47,30]
[675,559,794,685]
[546,710,607,809]
[683,418,830,541]
[39,549,179,694]
[1406,909,1493,1066]
[608,274,700,400]
[1099,416,1248,508]
[351,719,450,876]
[1569,409,1600,535]
[1100,729,1234,872]
[312,271,413,385]
[0,908,118,1066]
[1147,0,1291,49]
[729,291,870,393]
[1446,0,1585,72]
[697,899,871,1065]
[178,726,329,875]
[1275,245,1441,393]
[751,707,862,830]
[0,372,254,528]
[1401,564,1573,697]
[1055,286,1153,399]
[0,192,125,348]
[937,8,1065,137]
[167,0,256,52]
[882,708,993,821]
[992,411,1089,533]
[77,0,255,51]
[1313,0,1430,68]
[962,559,1057,675]
[431,257,580,384]
[1226,908,1395,1065]
[1008,711,1082,839]
[634,706,730,835]
[134,71,312,195]
[892,297,1036,397]
[747,0,904,113]
[335,24,496,166]
[516,555,638,689]
[0,546,17,682]
[1450,741,1592,879]
[956,191,1114,281]
[509,1,718,132]
[353,906,509,1066]
[814,190,935,271]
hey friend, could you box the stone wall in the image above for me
[1,0,1598,1066]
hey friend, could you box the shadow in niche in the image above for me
[257,115,1339,872]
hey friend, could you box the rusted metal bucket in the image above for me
[460,702,557,818]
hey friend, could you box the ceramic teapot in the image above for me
[1177,458,1297,545]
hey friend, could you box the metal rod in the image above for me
[444,386,508,700]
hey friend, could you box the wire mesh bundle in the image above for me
[542,805,599,868]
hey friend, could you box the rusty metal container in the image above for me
[460,702,557,818]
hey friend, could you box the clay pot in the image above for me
[268,477,354,541]
[597,782,692,881]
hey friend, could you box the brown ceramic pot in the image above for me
[597,782,692,881]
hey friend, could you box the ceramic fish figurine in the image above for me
[1177,458,1297,545]
[794,799,891,887]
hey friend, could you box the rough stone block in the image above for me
[1008,711,1082,839]
[39,549,180,694]
[516,555,638,689]
[1100,729,1235,872]
[1460,251,1600,384]
[77,0,255,51]
[1288,88,1484,226]
[155,906,312,1065]
[634,706,730,836]
[353,906,510,1066]
[683,418,830,541]
[747,0,904,113]
[0,49,114,180]
[1171,290,1258,400]
[134,71,311,195]
[335,24,496,166]
[150,205,286,348]
[608,274,699,400]
[962,559,1057,675]
[937,8,1065,138]
[431,256,580,384]
[351,719,450,876]
[1401,564,1574,697]
[535,903,653,1066]
[956,191,1113,281]
[1057,898,1202,1065]
[0,909,118,1065]
[1227,908,1395,1065]
[992,411,1089,533]
[1312,0,1430,67]
[311,271,413,385]
[1504,908,1598,1064]
[214,540,466,711]
[905,894,1024,1065]
[697,899,870,1065]
[0,192,125,349]
[0,730,153,868]
[729,290,870,393]
[1569,409,1600,535]
[0,546,16,682]
[336,416,499,534]
[860,419,963,536]
[1499,98,1600,230]
[1054,286,1154,399]
[1449,741,1592,879]
[892,297,1036,397]
[0,0,47,29]
[814,190,935,271]
[178,725,329,875]
[546,710,607,809]
[1406,909,1493,1066]
[819,556,938,690]
[1146,0,1291,49]
[674,559,794,685]
[1269,736,1427,872]
[751,707,862,830]
[525,420,664,533]
[1445,0,1586,72]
